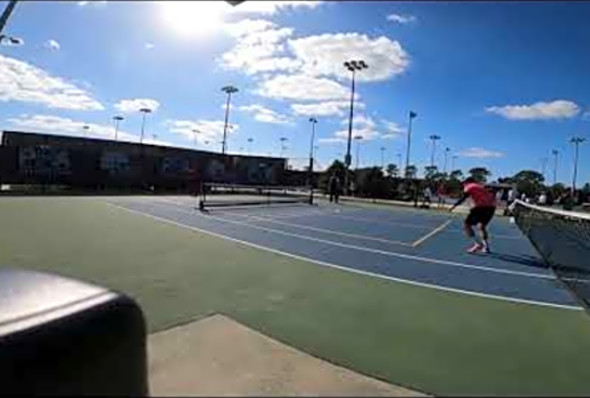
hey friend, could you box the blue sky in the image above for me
[1,1,589,184]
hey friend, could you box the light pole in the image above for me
[247,137,254,155]
[308,117,317,186]
[540,157,548,182]
[451,155,458,172]
[221,85,238,155]
[354,135,363,170]
[552,149,559,185]
[404,111,417,178]
[113,115,124,141]
[571,137,585,192]
[0,1,18,39]
[192,129,201,148]
[443,147,450,174]
[139,107,152,145]
[279,137,288,158]
[380,146,386,170]
[429,134,441,168]
[343,59,368,194]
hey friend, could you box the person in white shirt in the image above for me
[538,192,547,205]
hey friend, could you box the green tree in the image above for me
[512,170,545,197]
[498,176,514,184]
[354,167,390,198]
[386,163,399,178]
[469,167,491,183]
[424,165,438,180]
[449,169,463,181]
[404,164,417,179]
[550,183,567,198]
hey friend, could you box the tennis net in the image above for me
[198,182,313,210]
[511,199,590,309]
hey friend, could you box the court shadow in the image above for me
[486,252,548,269]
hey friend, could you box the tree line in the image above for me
[318,160,590,204]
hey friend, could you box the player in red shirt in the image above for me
[449,177,496,253]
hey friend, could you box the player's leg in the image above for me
[464,209,483,253]
[477,207,496,253]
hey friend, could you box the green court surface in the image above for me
[2,197,590,396]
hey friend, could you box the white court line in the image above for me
[412,219,453,247]
[104,201,581,311]
[311,211,523,240]
[155,197,523,240]
[148,197,557,281]
[214,209,413,247]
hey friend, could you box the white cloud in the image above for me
[322,116,403,143]
[165,119,239,145]
[227,1,322,15]
[238,104,292,124]
[220,19,299,75]
[7,114,139,142]
[334,115,380,141]
[291,101,366,117]
[0,54,103,110]
[114,98,160,113]
[381,120,404,138]
[387,13,416,24]
[458,147,504,158]
[335,128,380,141]
[485,100,580,120]
[318,137,346,144]
[221,20,409,83]
[78,1,107,7]
[289,33,409,82]
[44,39,60,51]
[144,42,155,50]
[0,36,24,47]
[256,74,350,101]
[222,18,276,37]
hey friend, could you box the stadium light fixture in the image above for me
[112,116,124,142]
[0,1,18,39]
[443,147,451,174]
[428,134,441,168]
[451,155,458,172]
[354,135,363,170]
[308,117,318,186]
[139,108,152,145]
[247,137,254,155]
[191,129,202,148]
[279,137,288,158]
[570,136,585,192]
[221,85,238,155]
[551,149,559,185]
[343,59,368,194]
[404,111,417,178]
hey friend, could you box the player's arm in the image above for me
[449,191,469,212]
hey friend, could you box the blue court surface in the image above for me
[106,195,580,310]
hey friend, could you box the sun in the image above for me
[159,1,229,38]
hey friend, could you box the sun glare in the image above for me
[160,1,229,38]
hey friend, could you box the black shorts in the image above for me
[465,206,496,226]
